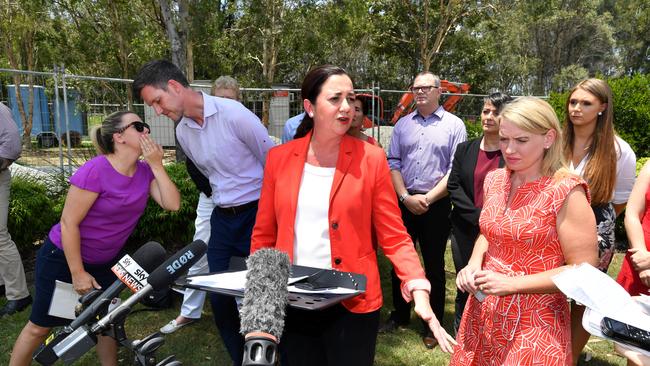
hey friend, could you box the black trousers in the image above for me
[450,219,480,334]
[280,305,380,366]
[389,196,451,331]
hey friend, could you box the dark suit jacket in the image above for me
[447,136,505,229]
[251,131,426,313]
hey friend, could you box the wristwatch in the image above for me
[399,192,409,203]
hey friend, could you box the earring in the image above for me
[598,111,603,116]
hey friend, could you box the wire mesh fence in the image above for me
[1,67,498,175]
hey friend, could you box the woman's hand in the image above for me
[71,270,101,295]
[629,248,650,271]
[412,290,458,353]
[456,262,481,295]
[140,135,164,168]
[473,270,515,297]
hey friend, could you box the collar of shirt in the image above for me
[179,92,218,130]
[413,105,445,125]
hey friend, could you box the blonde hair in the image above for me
[90,111,134,155]
[211,75,241,100]
[562,78,616,206]
[500,97,568,178]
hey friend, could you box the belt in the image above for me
[216,200,259,216]
[407,190,428,195]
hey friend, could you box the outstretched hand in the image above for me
[412,290,458,353]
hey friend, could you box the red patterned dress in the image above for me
[450,168,588,366]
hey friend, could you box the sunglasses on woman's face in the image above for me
[117,121,150,134]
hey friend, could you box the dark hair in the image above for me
[355,95,369,116]
[132,60,189,99]
[294,65,350,139]
[484,92,513,113]
[90,111,134,155]
[562,78,616,205]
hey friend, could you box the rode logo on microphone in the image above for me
[166,250,195,275]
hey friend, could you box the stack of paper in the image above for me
[552,263,650,355]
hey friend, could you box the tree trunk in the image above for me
[157,0,190,162]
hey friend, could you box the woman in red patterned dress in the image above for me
[450,97,598,366]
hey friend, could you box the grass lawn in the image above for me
[0,244,631,365]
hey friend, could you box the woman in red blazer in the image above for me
[251,65,455,366]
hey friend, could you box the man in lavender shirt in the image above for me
[133,60,274,366]
[384,72,466,348]
[0,102,32,316]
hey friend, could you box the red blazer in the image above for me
[251,132,426,313]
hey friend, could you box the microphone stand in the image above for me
[99,312,182,366]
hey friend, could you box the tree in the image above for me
[0,0,53,150]
[156,0,192,81]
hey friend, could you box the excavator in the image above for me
[389,80,471,125]
[357,80,471,128]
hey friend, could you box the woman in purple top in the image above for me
[10,111,180,366]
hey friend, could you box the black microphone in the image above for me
[71,241,167,329]
[51,240,208,364]
[92,239,208,333]
[240,249,290,366]
[33,241,167,365]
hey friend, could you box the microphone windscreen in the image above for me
[132,241,167,272]
[240,248,290,340]
[147,240,207,290]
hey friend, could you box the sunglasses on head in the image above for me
[117,121,150,134]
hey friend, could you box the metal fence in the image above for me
[1,67,497,174]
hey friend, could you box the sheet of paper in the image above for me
[188,270,308,292]
[188,270,248,291]
[552,263,634,315]
[287,286,358,295]
[48,280,80,320]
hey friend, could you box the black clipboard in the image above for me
[174,257,366,311]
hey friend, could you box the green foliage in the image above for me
[127,162,199,250]
[8,174,65,252]
[638,157,649,173]
[549,74,650,158]
[464,119,483,141]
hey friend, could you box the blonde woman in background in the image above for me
[452,97,598,365]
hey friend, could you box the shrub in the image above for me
[8,174,65,252]
[127,162,200,251]
[464,119,483,140]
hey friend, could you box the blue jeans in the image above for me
[207,204,257,366]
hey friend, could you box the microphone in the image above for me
[240,249,290,366]
[92,239,208,333]
[71,241,167,329]
[50,240,208,364]
[33,241,167,365]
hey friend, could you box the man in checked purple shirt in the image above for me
[383,72,466,349]
[133,60,274,366]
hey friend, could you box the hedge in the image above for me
[8,174,65,252]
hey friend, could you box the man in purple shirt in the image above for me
[384,72,466,349]
[0,102,32,316]
[133,60,274,366]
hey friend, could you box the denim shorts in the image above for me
[29,237,120,327]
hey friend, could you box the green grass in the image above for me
[0,244,631,365]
